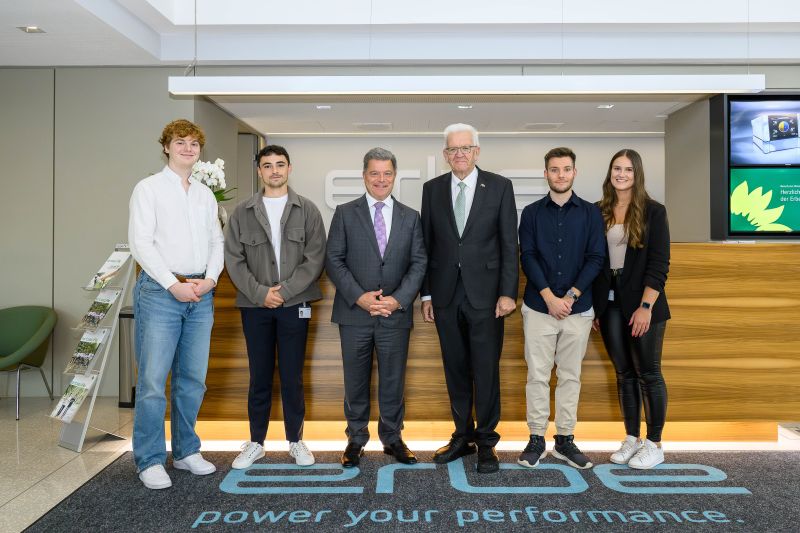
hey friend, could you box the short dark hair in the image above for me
[257,144,291,166]
[362,147,397,172]
[544,147,576,167]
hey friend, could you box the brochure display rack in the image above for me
[56,246,134,452]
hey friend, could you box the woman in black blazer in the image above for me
[592,148,670,470]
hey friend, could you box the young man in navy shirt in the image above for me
[516,147,605,470]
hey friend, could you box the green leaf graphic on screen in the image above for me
[730,181,792,231]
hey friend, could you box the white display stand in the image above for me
[58,246,135,452]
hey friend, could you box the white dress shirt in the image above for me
[129,165,225,290]
[451,167,479,220]
[366,192,394,239]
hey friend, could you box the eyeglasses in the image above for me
[444,145,477,155]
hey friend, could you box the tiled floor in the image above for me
[0,397,133,533]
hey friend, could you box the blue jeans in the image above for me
[132,271,214,472]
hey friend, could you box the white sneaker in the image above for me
[610,435,643,465]
[289,440,315,466]
[173,453,216,475]
[232,441,265,469]
[627,439,665,469]
[139,464,172,490]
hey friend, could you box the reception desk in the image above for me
[197,243,800,423]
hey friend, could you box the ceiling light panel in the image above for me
[170,75,766,96]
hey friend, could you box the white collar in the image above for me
[366,193,394,208]
[162,164,196,185]
[451,167,478,189]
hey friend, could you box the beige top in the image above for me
[607,224,627,269]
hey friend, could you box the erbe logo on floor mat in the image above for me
[218,459,750,496]
[190,459,752,529]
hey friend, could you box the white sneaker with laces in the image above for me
[627,439,665,469]
[173,453,216,475]
[232,441,265,469]
[139,464,172,490]
[610,435,643,465]
[289,440,315,466]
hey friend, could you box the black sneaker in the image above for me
[517,435,547,468]
[551,434,593,469]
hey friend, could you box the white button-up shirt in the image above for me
[366,192,394,239]
[128,165,225,289]
[451,167,479,220]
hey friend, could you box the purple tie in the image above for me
[374,201,387,257]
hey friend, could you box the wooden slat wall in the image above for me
[197,243,800,422]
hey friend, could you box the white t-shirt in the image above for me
[262,194,289,278]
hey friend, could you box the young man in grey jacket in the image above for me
[224,145,326,469]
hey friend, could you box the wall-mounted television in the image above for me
[729,98,800,166]
[710,93,800,239]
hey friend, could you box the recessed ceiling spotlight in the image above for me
[315,105,332,110]
[17,26,46,34]
[596,104,615,109]
[457,105,473,109]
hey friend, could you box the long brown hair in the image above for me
[598,149,651,249]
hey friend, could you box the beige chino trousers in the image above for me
[521,303,593,436]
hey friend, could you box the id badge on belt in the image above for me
[299,303,311,319]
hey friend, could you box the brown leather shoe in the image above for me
[433,437,477,464]
[383,440,418,464]
[340,442,364,468]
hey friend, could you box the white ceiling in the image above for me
[2,0,800,66]
[210,96,695,136]
[2,0,796,135]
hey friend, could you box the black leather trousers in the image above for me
[599,303,668,442]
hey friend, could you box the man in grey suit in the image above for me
[326,147,427,467]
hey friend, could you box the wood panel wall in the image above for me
[197,243,800,422]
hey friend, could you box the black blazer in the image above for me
[592,199,671,324]
[421,168,519,309]
[326,195,427,328]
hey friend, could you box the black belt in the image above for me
[611,268,624,277]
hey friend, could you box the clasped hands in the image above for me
[544,293,574,320]
[169,278,215,302]
[357,289,401,317]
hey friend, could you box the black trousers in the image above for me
[339,323,410,446]
[434,277,504,447]
[240,305,309,444]
[599,303,668,442]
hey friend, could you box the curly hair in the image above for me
[158,119,205,153]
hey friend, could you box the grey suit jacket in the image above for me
[326,195,427,328]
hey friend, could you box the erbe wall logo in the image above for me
[324,155,549,210]
[191,459,751,529]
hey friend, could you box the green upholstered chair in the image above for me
[0,306,57,420]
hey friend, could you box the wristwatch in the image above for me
[566,289,579,301]
[640,302,652,310]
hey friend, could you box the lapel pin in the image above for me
[480,183,486,187]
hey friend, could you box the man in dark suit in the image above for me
[326,147,427,468]
[420,123,519,473]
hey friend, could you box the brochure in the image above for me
[50,375,96,423]
[64,329,109,375]
[78,289,121,329]
[85,251,130,290]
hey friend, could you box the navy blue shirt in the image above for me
[518,192,605,314]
